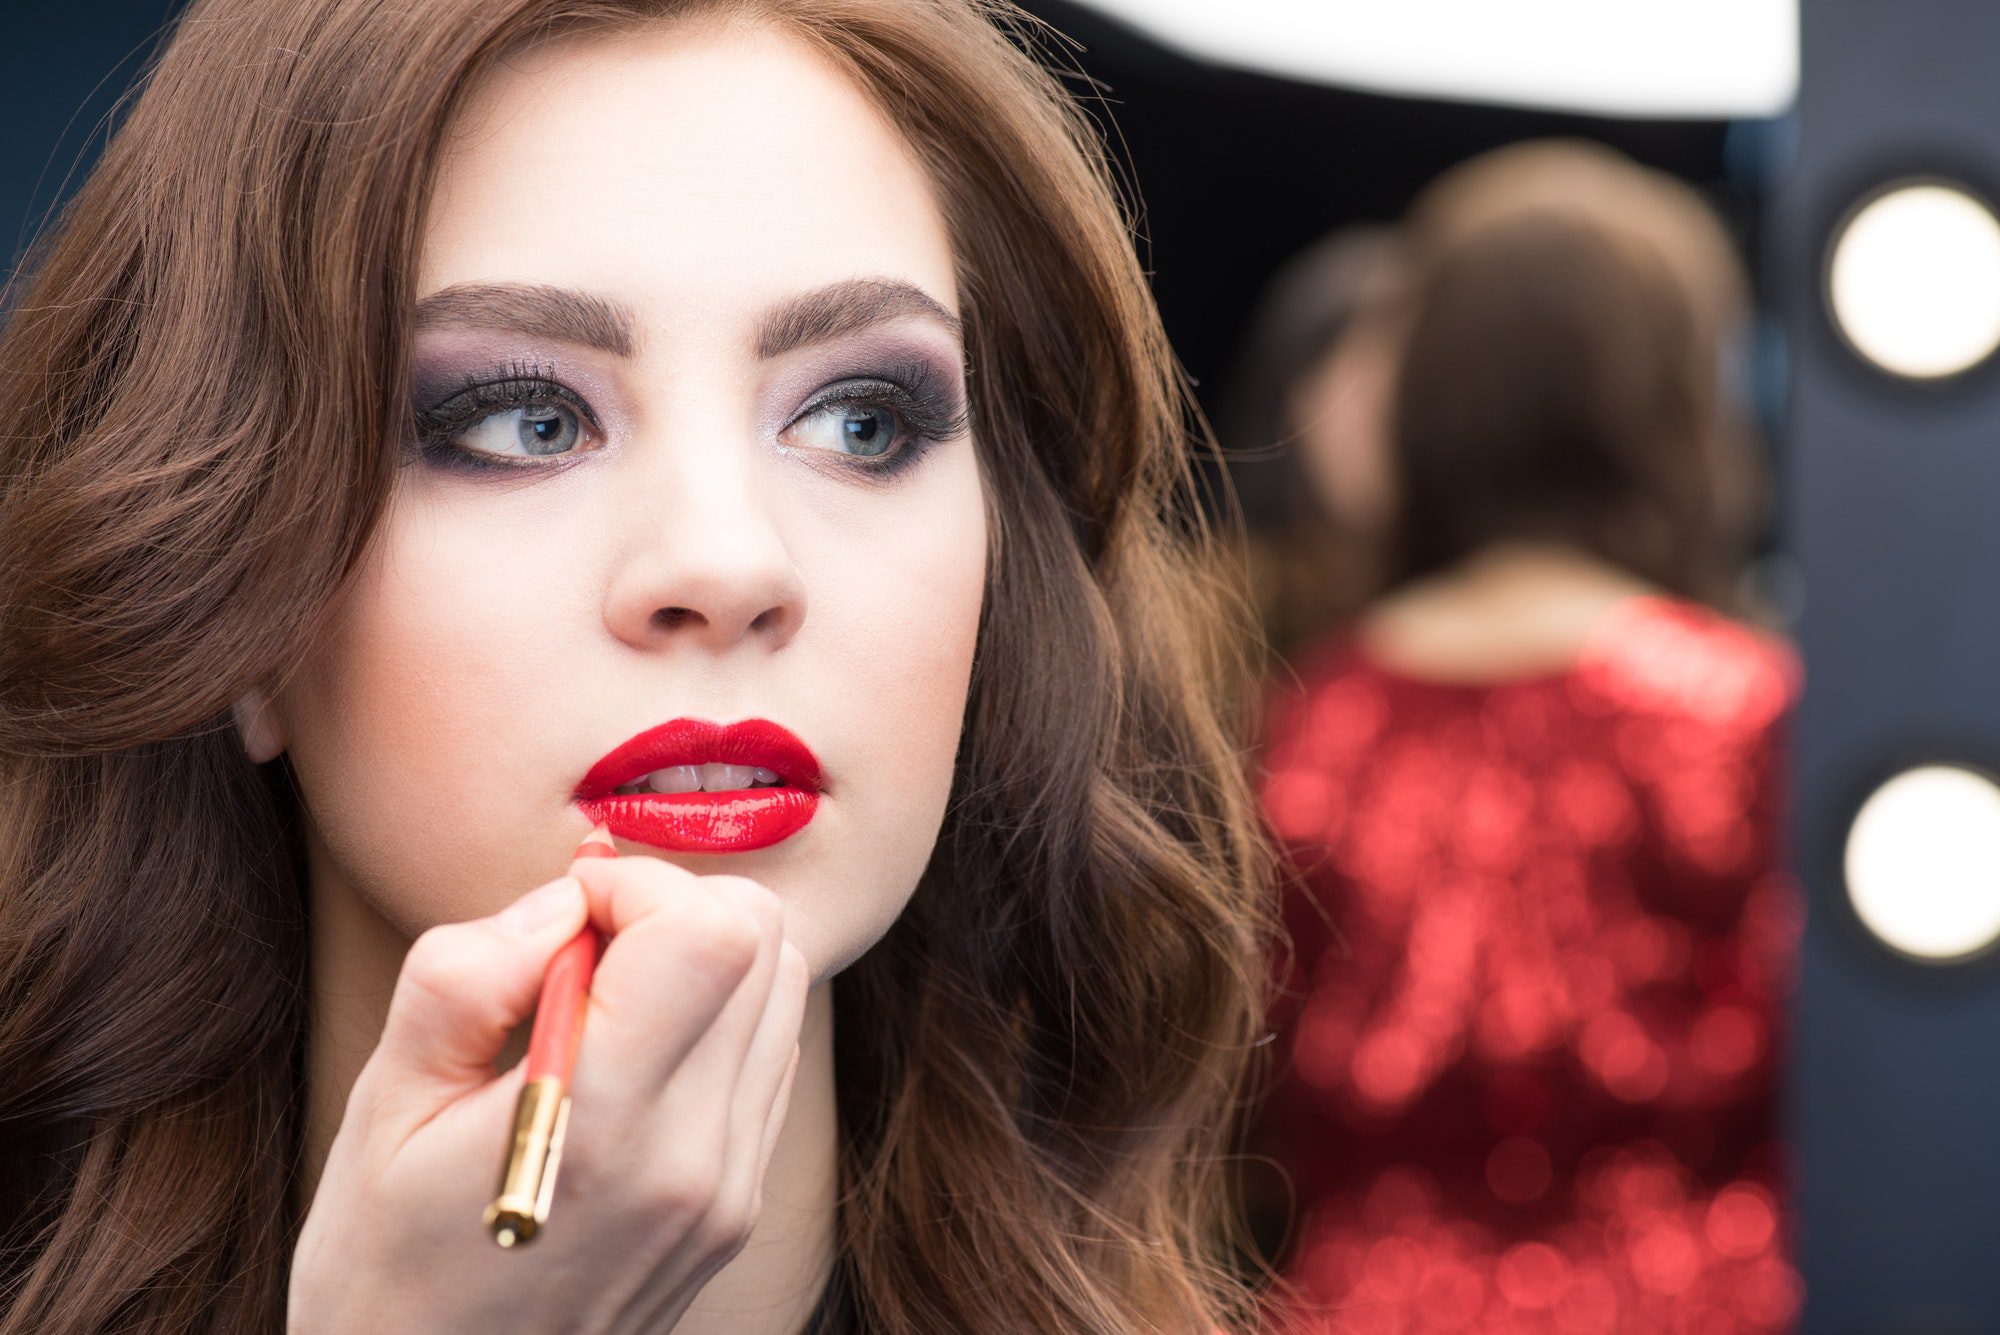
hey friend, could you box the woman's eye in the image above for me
[783,400,908,460]
[456,401,584,458]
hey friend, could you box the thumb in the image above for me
[364,875,588,1113]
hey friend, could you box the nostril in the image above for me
[654,607,696,630]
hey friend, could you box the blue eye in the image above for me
[412,370,598,473]
[457,401,583,458]
[785,401,906,460]
[779,372,969,478]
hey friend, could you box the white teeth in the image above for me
[698,763,757,792]
[645,765,702,794]
[612,762,782,796]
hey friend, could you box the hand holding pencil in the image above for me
[483,827,616,1247]
[288,826,810,1333]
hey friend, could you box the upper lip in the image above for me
[574,718,824,799]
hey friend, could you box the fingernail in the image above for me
[498,876,581,935]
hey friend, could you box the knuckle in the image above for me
[685,902,761,977]
[402,924,453,972]
[684,1175,752,1255]
[698,1186,758,1254]
[640,1150,718,1220]
[396,926,479,1006]
[714,875,785,939]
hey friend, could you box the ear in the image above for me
[231,689,286,764]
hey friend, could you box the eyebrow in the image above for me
[413,283,636,356]
[754,277,962,359]
[410,276,962,361]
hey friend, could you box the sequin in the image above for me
[1256,596,1803,1333]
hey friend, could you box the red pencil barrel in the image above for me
[523,838,614,1082]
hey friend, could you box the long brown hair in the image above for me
[1387,140,1763,605]
[0,1,1274,1330]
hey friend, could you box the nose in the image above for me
[600,443,807,655]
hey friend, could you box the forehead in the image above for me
[418,17,959,330]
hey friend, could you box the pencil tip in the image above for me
[572,822,616,859]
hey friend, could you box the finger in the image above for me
[567,852,703,939]
[760,1043,803,1178]
[566,863,773,1096]
[735,942,810,1175]
[640,877,787,1117]
[637,906,796,1257]
[356,875,588,1128]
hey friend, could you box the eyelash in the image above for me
[409,361,597,475]
[407,358,968,479]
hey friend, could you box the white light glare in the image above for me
[1067,0,1797,119]
[1845,765,2000,964]
[1827,182,2000,381]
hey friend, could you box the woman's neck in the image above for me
[1356,540,1662,684]
[297,830,840,1332]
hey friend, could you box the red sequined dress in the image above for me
[1254,596,1803,1334]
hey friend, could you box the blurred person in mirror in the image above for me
[1249,141,1802,1334]
[1222,228,1408,665]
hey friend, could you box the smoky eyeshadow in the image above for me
[402,326,969,481]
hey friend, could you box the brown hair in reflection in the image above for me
[1390,140,1765,611]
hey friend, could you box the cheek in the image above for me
[277,493,580,931]
[819,442,987,720]
[790,448,987,966]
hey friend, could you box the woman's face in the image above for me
[269,17,987,979]
[1290,322,1397,536]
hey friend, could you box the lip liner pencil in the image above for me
[484,825,616,1247]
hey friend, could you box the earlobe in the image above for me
[231,690,286,764]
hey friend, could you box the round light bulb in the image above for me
[1826,181,2000,380]
[1844,764,2000,964]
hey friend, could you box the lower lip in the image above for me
[575,788,819,853]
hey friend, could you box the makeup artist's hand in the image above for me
[288,852,811,1334]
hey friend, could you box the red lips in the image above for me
[573,718,822,853]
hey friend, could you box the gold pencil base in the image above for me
[483,1074,571,1247]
